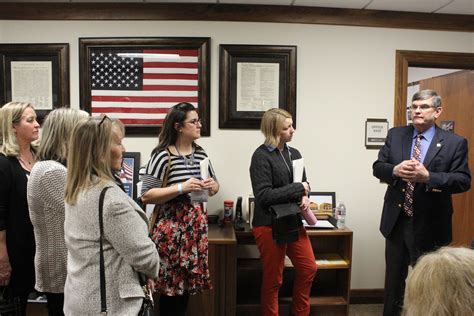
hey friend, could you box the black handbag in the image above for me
[270,203,300,244]
[98,187,155,316]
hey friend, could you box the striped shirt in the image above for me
[141,146,216,197]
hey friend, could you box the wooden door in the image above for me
[420,70,474,246]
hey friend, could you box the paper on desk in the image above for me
[200,157,210,179]
[303,219,335,229]
[292,158,304,183]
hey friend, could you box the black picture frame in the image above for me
[120,152,140,201]
[219,44,297,129]
[365,118,389,149]
[79,37,211,136]
[0,43,70,123]
[309,192,336,215]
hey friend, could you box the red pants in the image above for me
[253,226,317,316]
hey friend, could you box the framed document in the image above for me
[79,37,210,136]
[365,118,389,149]
[0,43,69,122]
[219,44,297,129]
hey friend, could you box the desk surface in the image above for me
[208,223,237,244]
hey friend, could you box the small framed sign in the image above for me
[365,118,388,149]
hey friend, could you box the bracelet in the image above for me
[177,183,183,194]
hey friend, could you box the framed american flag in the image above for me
[79,37,210,136]
[120,152,140,201]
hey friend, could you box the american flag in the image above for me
[120,158,134,183]
[90,49,198,125]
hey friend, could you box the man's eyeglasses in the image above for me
[185,118,202,126]
[410,104,436,111]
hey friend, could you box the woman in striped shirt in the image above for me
[141,102,219,316]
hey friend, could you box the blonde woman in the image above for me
[0,102,40,315]
[64,116,159,315]
[27,108,88,315]
[249,108,317,316]
[403,246,474,316]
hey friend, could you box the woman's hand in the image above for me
[146,278,156,292]
[299,195,310,211]
[302,182,310,196]
[0,249,11,286]
[202,178,219,196]
[183,177,204,193]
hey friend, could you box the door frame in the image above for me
[394,50,474,126]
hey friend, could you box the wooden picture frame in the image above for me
[120,152,140,201]
[219,44,297,129]
[309,192,336,216]
[0,43,69,123]
[79,37,210,136]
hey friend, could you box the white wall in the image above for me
[1,20,473,289]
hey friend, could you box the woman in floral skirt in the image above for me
[141,102,219,316]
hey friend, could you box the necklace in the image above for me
[18,157,33,165]
[175,144,195,167]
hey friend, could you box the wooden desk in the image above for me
[188,223,237,316]
[235,224,353,316]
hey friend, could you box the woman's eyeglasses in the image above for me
[98,114,111,126]
[184,118,202,126]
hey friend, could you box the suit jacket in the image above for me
[373,125,471,252]
[64,180,160,316]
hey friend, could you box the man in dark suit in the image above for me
[373,89,471,316]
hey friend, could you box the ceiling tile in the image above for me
[437,0,474,15]
[72,0,142,2]
[0,0,66,2]
[367,0,452,13]
[220,0,293,5]
[293,0,371,9]
[146,0,216,3]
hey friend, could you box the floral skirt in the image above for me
[150,201,212,296]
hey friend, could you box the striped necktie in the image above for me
[403,134,423,217]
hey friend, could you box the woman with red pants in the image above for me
[249,108,317,316]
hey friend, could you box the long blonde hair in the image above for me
[403,247,474,316]
[65,116,114,204]
[260,108,292,147]
[1,101,38,156]
[37,108,89,163]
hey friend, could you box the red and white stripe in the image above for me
[91,49,198,125]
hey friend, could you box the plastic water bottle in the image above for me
[336,201,346,229]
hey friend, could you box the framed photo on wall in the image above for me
[79,37,210,136]
[120,152,140,201]
[219,44,297,129]
[0,43,70,122]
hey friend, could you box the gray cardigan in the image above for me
[250,144,307,227]
[64,180,159,315]
[27,160,68,293]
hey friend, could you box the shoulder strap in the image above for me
[99,186,112,315]
[162,147,172,187]
[148,148,171,233]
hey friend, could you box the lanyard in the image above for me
[278,147,292,177]
[175,144,201,178]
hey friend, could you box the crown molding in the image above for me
[1,3,473,32]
